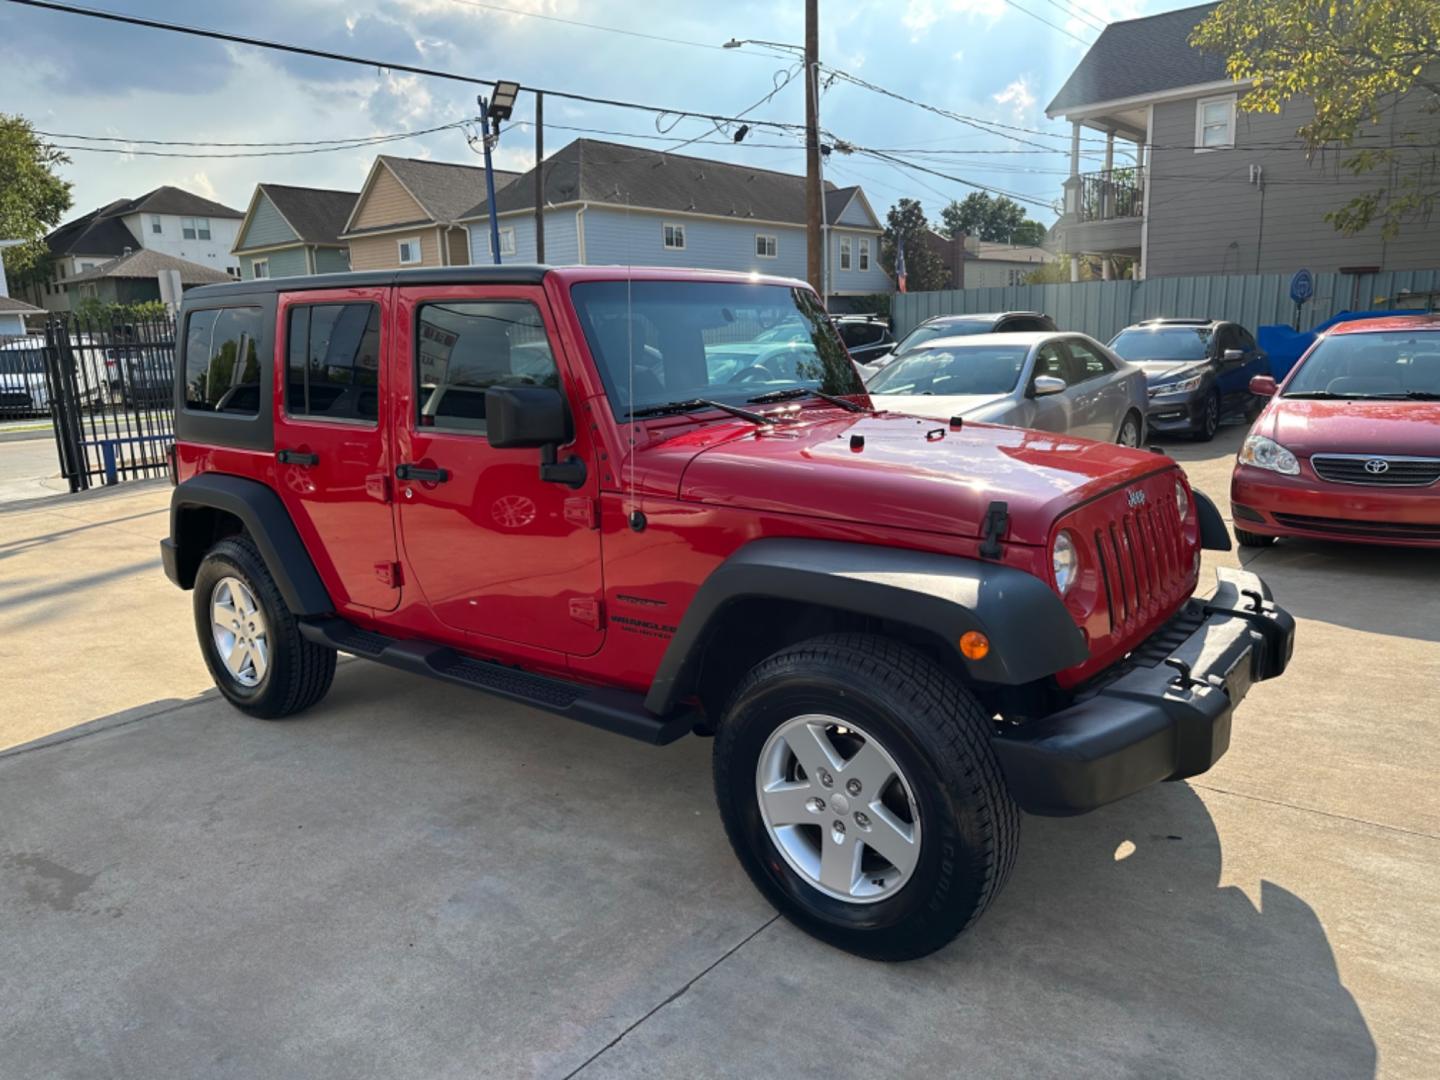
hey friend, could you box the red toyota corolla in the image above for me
[1230,314,1440,548]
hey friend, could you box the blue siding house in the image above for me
[460,139,890,308]
[233,184,356,280]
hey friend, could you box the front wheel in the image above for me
[713,634,1018,960]
[1193,391,1220,442]
[193,535,336,719]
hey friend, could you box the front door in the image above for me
[391,285,604,656]
[1029,341,1075,434]
[272,287,400,612]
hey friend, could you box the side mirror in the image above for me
[1222,348,1246,364]
[1249,375,1278,397]
[485,385,572,448]
[1032,374,1067,397]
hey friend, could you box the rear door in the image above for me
[272,287,401,612]
[391,284,604,656]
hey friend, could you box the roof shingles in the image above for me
[68,249,232,285]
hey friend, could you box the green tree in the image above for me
[0,115,72,284]
[880,198,949,292]
[939,192,1046,244]
[1192,0,1440,237]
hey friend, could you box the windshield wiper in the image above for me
[745,387,868,412]
[1373,390,1440,401]
[627,398,775,424]
[1282,390,1347,399]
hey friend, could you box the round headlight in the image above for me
[1175,479,1190,522]
[1052,530,1079,595]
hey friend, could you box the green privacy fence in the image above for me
[891,269,1440,341]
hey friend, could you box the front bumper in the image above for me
[992,567,1294,816]
[1145,391,1203,433]
[1232,465,1440,547]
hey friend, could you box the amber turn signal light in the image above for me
[959,631,990,660]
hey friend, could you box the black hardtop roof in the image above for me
[184,265,550,301]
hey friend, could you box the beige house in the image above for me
[340,156,521,271]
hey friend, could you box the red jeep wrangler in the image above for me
[162,266,1294,959]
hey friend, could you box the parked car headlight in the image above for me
[1175,480,1190,522]
[1052,530,1079,596]
[1155,373,1204,395]
[1238,435,1300,476]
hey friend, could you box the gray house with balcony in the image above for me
[1046,3,1440,280]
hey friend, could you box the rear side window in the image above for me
[838,322,884,348]
[415,300,558,435]
[184,306,263,414]
[286,303,381,423]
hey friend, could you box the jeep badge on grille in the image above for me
[1127,489,1147,508]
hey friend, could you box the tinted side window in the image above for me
[1067,339,1116,380]
[1002,317,1046,333]
[287,303,381,423]
[1213,325,1237,354]
[1035,342,1072,383]
[184,306,263,414]
[416,301,558,435]
[1236,326,1257,350]
[839,322,884,348]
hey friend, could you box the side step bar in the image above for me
[299,617,694,746]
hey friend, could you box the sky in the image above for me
[0,0,1208,230]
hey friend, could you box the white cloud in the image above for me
[901,0,1007,40]
[992,78,1036,121]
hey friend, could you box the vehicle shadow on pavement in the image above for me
[0,667,1379,1080]
[1240,539,1440,643]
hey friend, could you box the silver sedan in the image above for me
[865,331,1150,446]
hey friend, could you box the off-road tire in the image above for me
[193,535,335,719]
[1235,528,1278,548]
[714,633,1019,961]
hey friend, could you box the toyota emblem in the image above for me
[1364,459,1390,475]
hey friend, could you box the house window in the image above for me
[755,234,777,258]
[1195,94,1236,151]
[181,216,212,241]
[228,266,241,279]
[79,283,97,298]
[1007,268,1027,287]
[397,237,423,265]
[251,259,269,279]
[662,222,686,250]
[150,216,162,235]
[839,237,852,271]
[485,227,518,258]
[859,239,870,270]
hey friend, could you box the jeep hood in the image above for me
[867,393,1016,423]
[671,408,1173,545]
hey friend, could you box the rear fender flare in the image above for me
[644,538,1087,716]
[167,473,332,615]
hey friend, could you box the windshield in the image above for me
[866,344,1029,396]
[1286,330,1440,398]
[1110,326,1213,362]
[893,319,993,355]
[571,281,863,418]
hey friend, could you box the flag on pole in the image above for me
[895,235,908,294]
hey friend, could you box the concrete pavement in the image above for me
[1,427,1436,1078]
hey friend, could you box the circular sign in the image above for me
[1289,268,1314,306]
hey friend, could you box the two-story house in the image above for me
[1046,3,1440,280]
[24,186,244,311]
[459,138,891,309]
[339,156,521,271]
[232,184,357,280]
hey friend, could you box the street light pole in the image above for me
[478,81,521,266]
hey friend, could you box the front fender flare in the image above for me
[644,538,1087,715]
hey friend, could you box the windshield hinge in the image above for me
[979,501,1009,560]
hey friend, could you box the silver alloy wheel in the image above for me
[756,715,921,904]
[210,576,269,688]
[1118,415,1141,447]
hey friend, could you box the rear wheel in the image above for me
[193,535,335,719]
[713,633,1018,960]
[1194,392,1220,442]
[1235,528,1278,548]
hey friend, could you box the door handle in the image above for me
[396,463,450,483]
[276,449,319,466]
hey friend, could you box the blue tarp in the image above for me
[1257,310,1422,380]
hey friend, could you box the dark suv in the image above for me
[1109,318,1270,441]
[832,314,895,365]
[160,265,1293,960]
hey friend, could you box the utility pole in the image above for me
[804,0,822,300]
[534,91,545,263]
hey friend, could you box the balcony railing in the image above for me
[1077,169,1145,222]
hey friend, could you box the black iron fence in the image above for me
[1077,168,1145,223]
[0,315,177,491]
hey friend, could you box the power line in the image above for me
[34,122,466,149]
[1033,0,1108,35]
[2,1,808,136]
[1001,0,1094,46]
